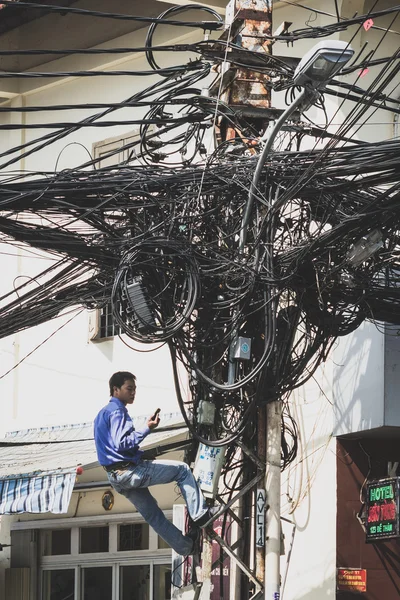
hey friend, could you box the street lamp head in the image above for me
[293,40,354,88]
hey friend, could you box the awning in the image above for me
[0,412,188,515]
[0,469,76,515]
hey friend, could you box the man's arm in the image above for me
[108,410,150,453]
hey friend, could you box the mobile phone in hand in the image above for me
[152,408,161,420]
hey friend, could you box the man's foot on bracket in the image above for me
[194,505,220,528]
[186,526,200,555]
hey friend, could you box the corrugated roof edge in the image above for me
[4,411,184,440]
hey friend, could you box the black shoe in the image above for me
[195,505,220,528]
[187,526,200,542]
[185,526,200,555]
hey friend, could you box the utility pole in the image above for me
[211,1,274,597]
[265,400,281,600]
[224,2,273,598]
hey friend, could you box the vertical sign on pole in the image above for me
[256,489,266,547]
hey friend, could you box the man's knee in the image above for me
[177,461,191,479]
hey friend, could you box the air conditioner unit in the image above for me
[88,309,101,342]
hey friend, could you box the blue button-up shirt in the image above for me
[94,397,151,467]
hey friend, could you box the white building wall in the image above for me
[281,360,336,600]
[333,322,385,435]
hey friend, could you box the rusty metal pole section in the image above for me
[223,0,272,139]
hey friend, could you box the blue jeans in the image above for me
[107,459,208,556]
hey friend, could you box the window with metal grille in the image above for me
[99,302,120,339]
[89,301,122,341]
[118,523,149,551]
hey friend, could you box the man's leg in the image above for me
[136,459,208,522]
[120,486,194,556]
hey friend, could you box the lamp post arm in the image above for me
[238,87,308,253]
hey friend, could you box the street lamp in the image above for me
[237,40,354,600]
[293,40,355,87]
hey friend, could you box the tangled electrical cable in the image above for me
[1,1,400,471]
[2,138,400,446]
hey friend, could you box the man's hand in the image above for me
[147,408,161,430]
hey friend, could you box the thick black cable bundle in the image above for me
[2,140,400,450]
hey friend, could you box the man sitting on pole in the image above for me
[94,370,217,555]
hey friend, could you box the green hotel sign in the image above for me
[366,478,400,542]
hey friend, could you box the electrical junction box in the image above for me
[347,229,383,267]
[197,400,216,425]
[193,443,226,499]
[232,336,251,360]
[126,277,155,331]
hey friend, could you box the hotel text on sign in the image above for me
[365,477,400,542]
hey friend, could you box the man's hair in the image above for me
[109,371,136,396]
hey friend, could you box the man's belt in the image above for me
[103,440,193,472]
[103,461,134,472]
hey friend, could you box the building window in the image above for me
[99,302,120,339]
[14,517,173,600]
[118,523,149,551]
[88,301,122,341]
[82,566,112,600]
[42,529,71,556]
[80,525,109,553]
[41,563,171,600]
[120,565,150,600]
[154,565,172,600]
[90,129,155,342]
[42,569,75,600]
